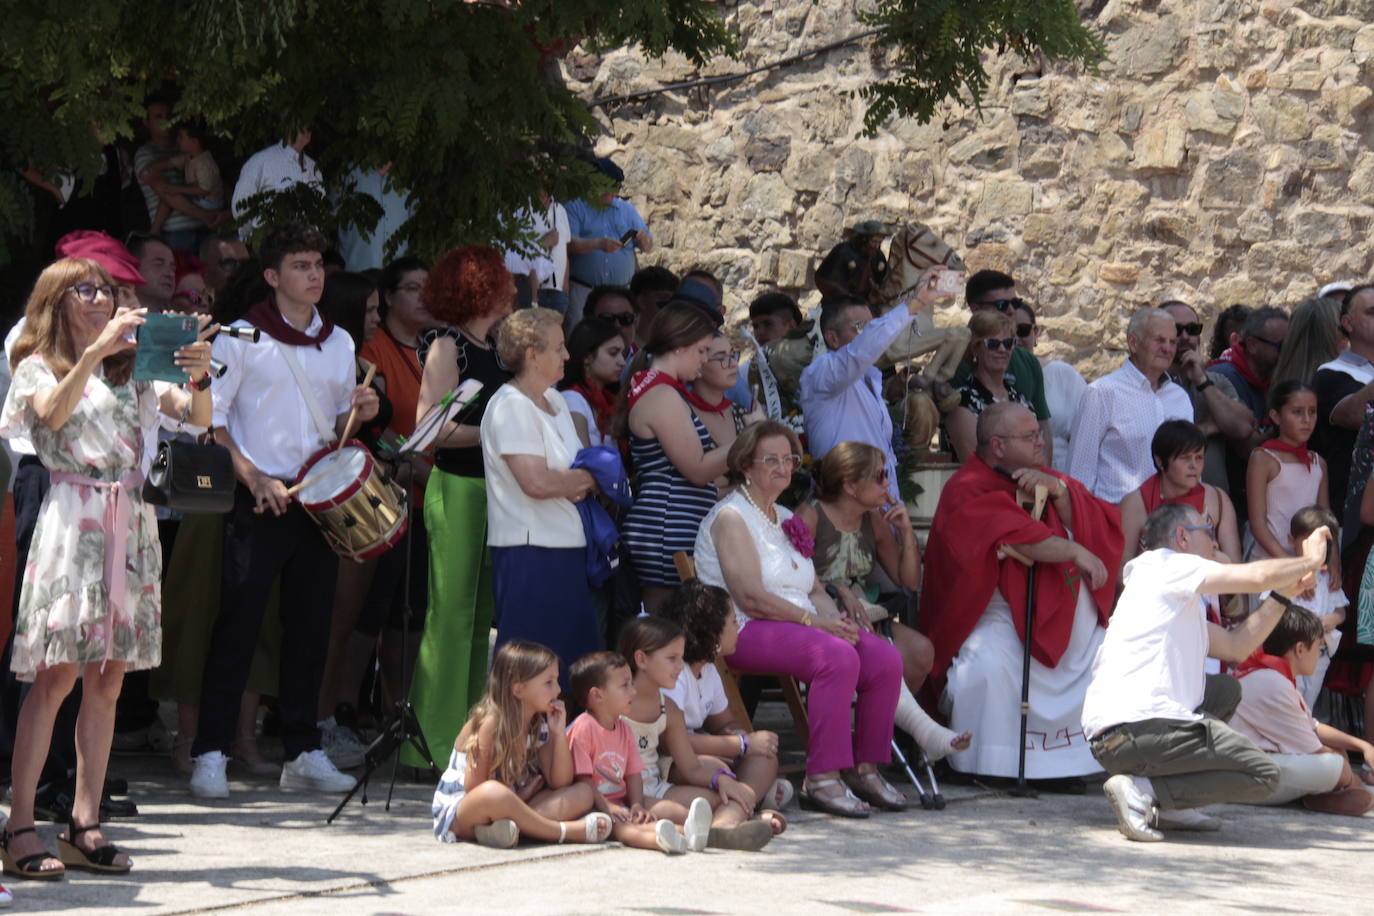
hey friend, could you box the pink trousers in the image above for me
[727,619,902,775]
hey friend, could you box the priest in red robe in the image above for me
[923,403,1124,782]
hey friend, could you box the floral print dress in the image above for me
[0,355,162,681]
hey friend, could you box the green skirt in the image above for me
[403,470,493,767]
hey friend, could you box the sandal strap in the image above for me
[3,826,37,842]
[80,842,124,867]
[68,821,101,838]
[14,851,59,871]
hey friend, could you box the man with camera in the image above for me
[1082,502,1328,841]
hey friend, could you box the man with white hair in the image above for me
[1067,308,1194,502]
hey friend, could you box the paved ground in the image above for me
[10,748,1373,915]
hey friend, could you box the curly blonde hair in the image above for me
[496,307,563,374]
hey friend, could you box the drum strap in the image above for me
[274,340,338,445]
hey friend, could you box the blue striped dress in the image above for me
[622,409,720,587]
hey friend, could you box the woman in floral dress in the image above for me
[0,258,211,879]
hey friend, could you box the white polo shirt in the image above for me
[480,384,585,548]
[1081,549,1223,737]
[211,310,354,480]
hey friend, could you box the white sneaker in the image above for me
[190,751,230,799]
[0,880,11,907]
[319,717,367,769]
[280,749,359,793]
[1152,807,1221,832]
[684,796,712,852]
[654,819,687,855]
[1102,774,1163,842]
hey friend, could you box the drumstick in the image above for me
[284,473,323,499]
[336,364,377,450]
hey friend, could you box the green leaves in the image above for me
[858,0,1105,135]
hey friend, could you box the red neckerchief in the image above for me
[1208,345,1267,393]
[245,294,333,349]
[571,381,616,436]
[627,368,730,414]
[1262,438,1313,471]
[1139,473,1206,515]
[1235,649,1296,685]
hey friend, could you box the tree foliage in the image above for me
[859,0,1106,135]
[0,0,1102,266]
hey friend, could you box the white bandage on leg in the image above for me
[894,684,959,761]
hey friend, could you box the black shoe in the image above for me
[1028,776,1087,795]
[32,782,71,824]
[100,795,138,819]
[104,777,128,797]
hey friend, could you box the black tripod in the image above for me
[329,465,440,823]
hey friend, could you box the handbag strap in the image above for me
[273,340,337,444]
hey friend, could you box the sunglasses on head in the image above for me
[1175,322,1203,337]
[982,337,1016,351]
[977,297,1026,313]
[598,312,636,327]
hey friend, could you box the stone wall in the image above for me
[568,0,1374,379]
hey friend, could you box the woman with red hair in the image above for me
[404,245,516,767]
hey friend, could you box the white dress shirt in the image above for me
[212,310,354,480]
[1066,358,1193,502]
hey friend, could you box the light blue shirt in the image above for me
[565,197,648,287]
[336,168,412,271]
[800,306,917,502]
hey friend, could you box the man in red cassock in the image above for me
[922,403,1124,783]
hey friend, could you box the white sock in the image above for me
[1133,776,1155,801]
[893,684,960,761]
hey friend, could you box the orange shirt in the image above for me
[361,325,423,438]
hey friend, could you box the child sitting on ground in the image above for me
[657,579,792,825]
[619,616,775,851]
[566,651,705,854]
[1231,605,1374,815]
[431,640,612,847]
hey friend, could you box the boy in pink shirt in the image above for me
[1232,605,1374,815]
[566,651,708,853]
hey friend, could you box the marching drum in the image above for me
[293,441,408,562]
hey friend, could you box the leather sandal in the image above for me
[558,811,612,844]
[846,770,910,812]
[798,777,870,819]
[58,821,132,874]
[1,826,65,880]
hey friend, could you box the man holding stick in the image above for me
[923,403,1123,787]
[1082,502,1329,841]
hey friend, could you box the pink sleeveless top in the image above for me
[1255,448,1322,559]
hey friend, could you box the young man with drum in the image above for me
[189,223,379,799]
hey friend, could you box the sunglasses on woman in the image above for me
[982,337,1016,351]
[1015,323,1036,338]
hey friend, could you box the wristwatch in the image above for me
[1196,378,1215,391]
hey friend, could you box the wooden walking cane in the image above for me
[996,478,1048,799]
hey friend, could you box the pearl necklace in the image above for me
[738,484,779,529]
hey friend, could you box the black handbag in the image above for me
[143,430,236,514]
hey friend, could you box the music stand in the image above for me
[328,381,484,823]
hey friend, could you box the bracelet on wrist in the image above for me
[709,766,737,791]
[186,371,212,392]
[739,733,749,756]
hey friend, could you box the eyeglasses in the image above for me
[752,454,803,471]
[707,349,741,367]
[982,337,1016,351]
[1175,322,1203,337]
[1182,524,1217,541]
[1015,323,1036,338]
[975,297,1026,314]
[597,311,636,327]
[66,283,114,303]
[1250,335,1283,349]
[394,282,424,294]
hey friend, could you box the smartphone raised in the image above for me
[134,312,199,383]
[619,229,638,248]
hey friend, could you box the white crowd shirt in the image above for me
[1043,359,1087,475]
[1066,358,1193,502]
[528,200,570,292]
[561,389,607,448]
[211,312,354,480]
[664,663,731,732]
[1081,549,1223,737]
[480,384,586,549]
[231,143,323,237]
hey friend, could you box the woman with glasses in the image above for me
[0,258,211,878]
[793,442,971,761]
[1013,302,1087,475]
[693,334,764,483]
[618,304,728,613]
[694,422,906,817]
[944,309,1031,462]
[406,245,514,768]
